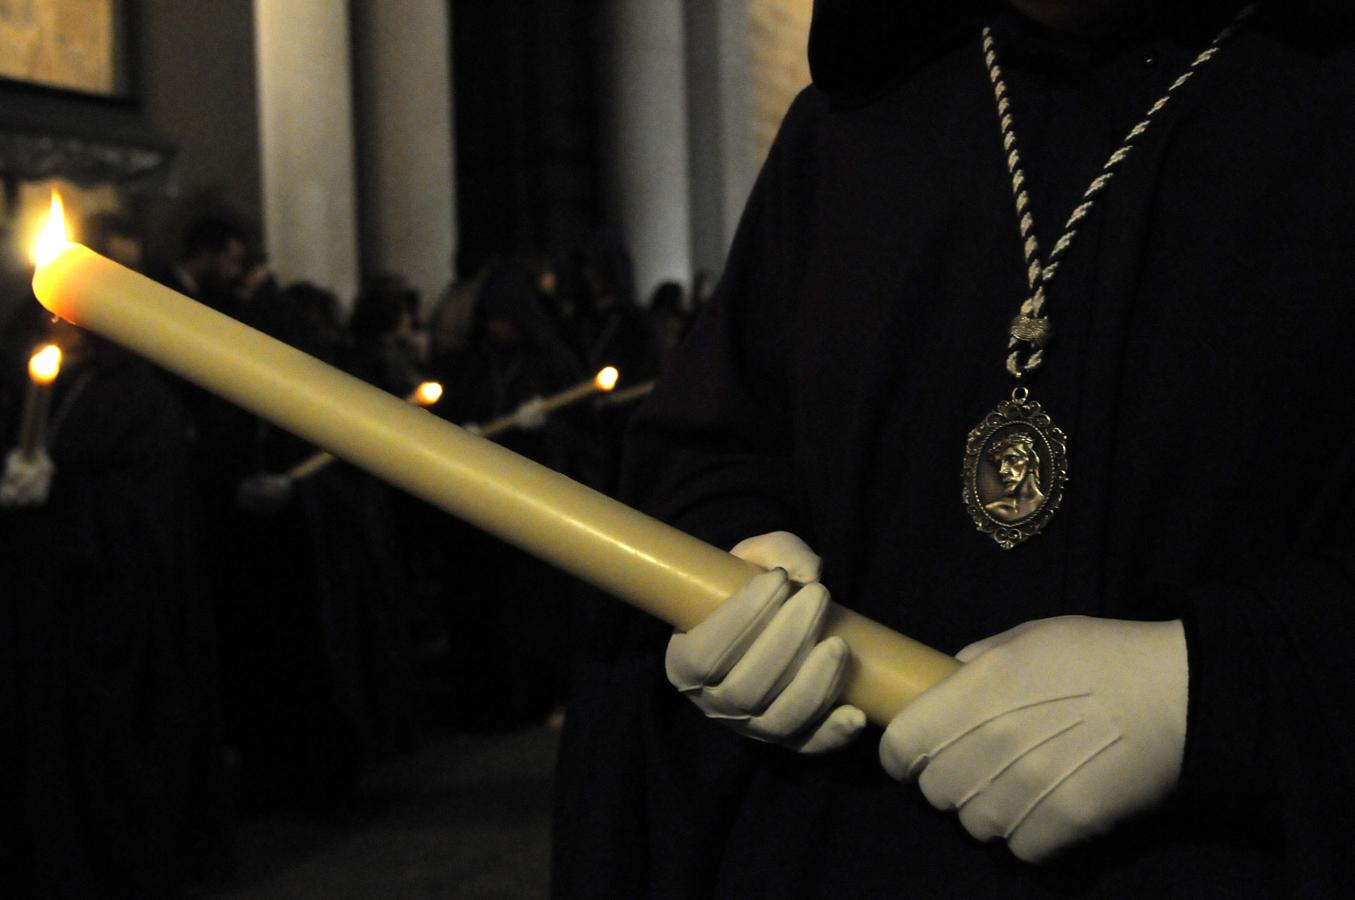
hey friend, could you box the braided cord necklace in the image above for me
[962,5,1257,549]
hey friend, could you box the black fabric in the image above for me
[1,351,225,898]
[556,7,1355,897]
[806,0,1352,109]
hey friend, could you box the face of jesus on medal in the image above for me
[982,431,1047,523]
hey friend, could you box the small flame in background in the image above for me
[414,381,443,406]
[28,344,62,385]
[594,366,619,392]
[32,191,71,268]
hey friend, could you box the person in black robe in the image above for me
[570,234,662,497]
[217,281,417,808]
[554,1,1355,895]
[435,259,591,728]
[0,325,224,898]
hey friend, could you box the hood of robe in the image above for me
[807,0,1351,109]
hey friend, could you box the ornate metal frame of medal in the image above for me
[962,393,1068,550]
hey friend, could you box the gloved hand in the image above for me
[665,531,866,754]
[235,472,294,515]
[515,396,548,430]
[879,615,1187,863]
[0,448,55,507]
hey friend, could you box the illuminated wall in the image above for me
[748,0,813,169]
[254,0,359,304]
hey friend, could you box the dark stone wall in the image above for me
[134,0,262,261]
[451,0,603,277]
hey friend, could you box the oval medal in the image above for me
[962,390,1068,549]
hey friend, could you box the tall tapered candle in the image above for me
[288,381,444,480]
[30,194,958,724]
[601,380,654,407]
[18,343,61,460]
[473,366,619,438]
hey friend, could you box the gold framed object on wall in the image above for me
[0,0,132,99]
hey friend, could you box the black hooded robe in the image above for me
[555,4,1355,896]
[1,348,224,898]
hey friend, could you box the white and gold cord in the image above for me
[982,4,1259,378]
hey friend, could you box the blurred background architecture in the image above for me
[0,0,812,319]
[0,2,815,896]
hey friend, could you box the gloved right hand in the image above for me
[664,531,866,754]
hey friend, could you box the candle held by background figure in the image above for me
[472,365,620,438]
[18,343,61,459]
[30,192,959,725]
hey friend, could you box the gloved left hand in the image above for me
[515,396,548,430]
[235,472,294,515]
[0,448,55,507]
[665,531,866,754]
[879,616,1187,863]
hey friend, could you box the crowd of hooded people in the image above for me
[0,205,707,898]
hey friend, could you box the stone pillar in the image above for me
[254,0,360,306]
[351,0,457,310]
[600,0,692,303]
[683,0,757,282]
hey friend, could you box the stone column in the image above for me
[254,0,360,306]
[683,0,757,282]
[350,0,457,310]
[600,0,693,303]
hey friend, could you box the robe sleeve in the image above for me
[1171,440,1355,890]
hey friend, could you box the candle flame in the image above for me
[28,344,62,385]
[32,191,72,268]
[594,366,619,392]
[414,381,443,406]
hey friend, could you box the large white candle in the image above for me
[288,381,444,480]
[31,198,958,724]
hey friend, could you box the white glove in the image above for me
[879,616,1187,863]
[514,396,547,430]
[665,531,866,754]
[0,448,54,507]
[235,472,294,515]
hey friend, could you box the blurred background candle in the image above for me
[544,365,619,413]
[601,379,654,408]
[472,365,620,438]
[18,343,62,460]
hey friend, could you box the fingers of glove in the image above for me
[737,633,850,739]
[730,531,822,584]
[666,569,791,691]
[788,704,867,754]
[1005,779,1104,864]
[701,582,830,716]
[955,717,1115,856]
[977,753,1109,863]
[879,661,985,782]
[914,701,1078,812]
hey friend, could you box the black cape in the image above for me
[556,5,1355,896]
[1,349,224,897]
